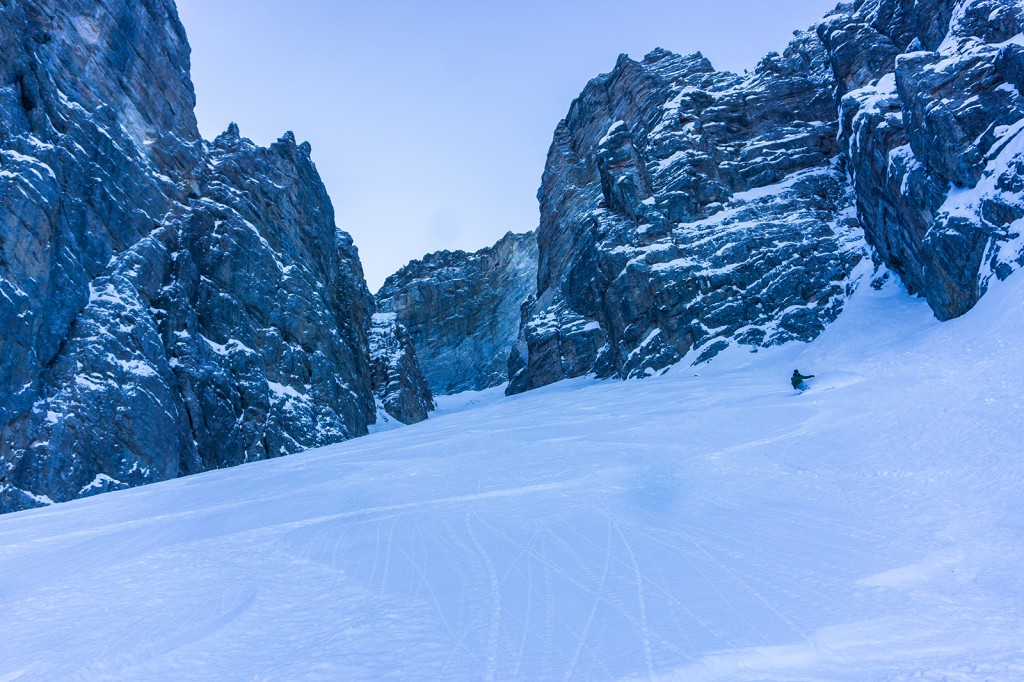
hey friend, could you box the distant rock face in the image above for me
[0,0,377,512]
[369,314,434,425]
[377,231,538,395]
[508,0,1024,394]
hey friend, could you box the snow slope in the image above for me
[2,268,1023,681]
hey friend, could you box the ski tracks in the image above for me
[562,518,614,681]
[464,512,502,682]
[612,517,657,680]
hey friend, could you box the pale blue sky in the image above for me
[176,1,839,290]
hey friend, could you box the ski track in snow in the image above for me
[2,272,1024,680]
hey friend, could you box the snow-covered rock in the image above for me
[369,313,434,425]
[508,0,1024,394]
[376,231,537,395]
[828,0,1024,318]
[509,40,867,393]
[0,1,377,513]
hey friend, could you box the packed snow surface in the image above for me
[2,271,1024,681]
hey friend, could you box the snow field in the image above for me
[1,270,1023,680]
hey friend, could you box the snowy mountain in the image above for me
[3,0,1024,513]
[2,266,1022,679]
[504,0,1024,393]
[828,0,1024,317]
[0,1,396,513]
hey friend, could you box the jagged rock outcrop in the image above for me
[369,313,434,424]
[0,0,378,512]
[508,40,867,394]
[508,0,1024,394]
[827,0,1024,319]
[376,231,538,394]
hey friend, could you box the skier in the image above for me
[791,369,815,391]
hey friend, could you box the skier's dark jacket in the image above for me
[791,371,815,388]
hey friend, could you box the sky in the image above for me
[175,0,840,291]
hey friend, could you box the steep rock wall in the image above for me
[377,231,538,395]
[508,0,1024,394]
[369,313,434,424]
[828,0,1024,319]
[509,39,866,394]
[0,2,378,512]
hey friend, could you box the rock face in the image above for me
[376,231,538,395]
[508,43,867,394]
[508,0,1024,394]
[369,314,434,425]
[3,0,1021,511]
[827,0,1024,319]
[0,0,378,512]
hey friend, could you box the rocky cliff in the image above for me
[0,0,381,512]
[507,0,1024,394]
[827,0,1024,319]
[369,313,434,425]
[3,0,1021,511]
[376,231,538,395]
[507,40,866,393]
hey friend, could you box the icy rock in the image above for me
[376,231,538,395]
[369,314,434,424]
[0,1,376,513]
